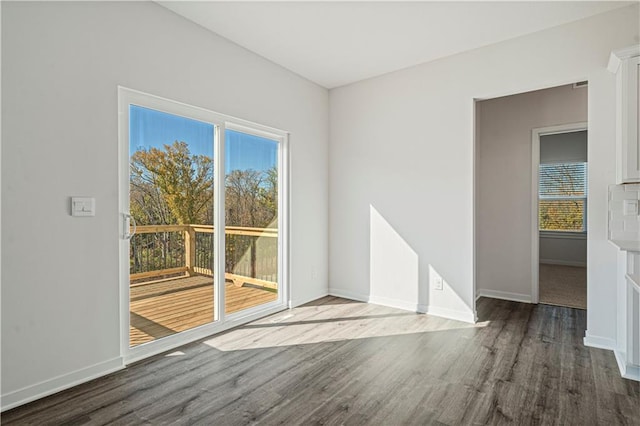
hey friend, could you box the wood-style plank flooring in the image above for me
[130,276,277,346]
[3,297,638,425]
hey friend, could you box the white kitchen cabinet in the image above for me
[609,45,640,184]
[616,249,640,381]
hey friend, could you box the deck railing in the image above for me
[130,224,278,289]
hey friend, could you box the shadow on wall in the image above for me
[368,205,472,320]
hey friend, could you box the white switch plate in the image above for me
[71,197,95,217]
[623,199,638,216]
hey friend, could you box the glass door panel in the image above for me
[224,129,279,314]
[128,105,215,347]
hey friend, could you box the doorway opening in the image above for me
[474,82,588,310]
[533,126,588,310]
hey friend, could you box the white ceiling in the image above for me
[159,1,633,89]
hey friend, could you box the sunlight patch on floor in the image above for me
[203,300,487,351]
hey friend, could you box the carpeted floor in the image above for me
[539,264,587,310]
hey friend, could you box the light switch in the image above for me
[71,197,95,217]
[623,199,638,216]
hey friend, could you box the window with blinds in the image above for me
[539,162,587,232]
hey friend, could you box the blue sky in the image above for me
[130,105,277,172]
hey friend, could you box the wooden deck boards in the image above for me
[130,275,277,346]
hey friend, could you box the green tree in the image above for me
[129,143,279,280]
[130,141,213,225]
[260,166,278,222]
[225,167,277,228]
[224,167,278,276]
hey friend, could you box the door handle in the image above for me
[123,213,137,240]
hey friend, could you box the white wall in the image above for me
[0,2,3,399]
[329,5,639,334]
[476,84,587,299]
[1,2,328,409]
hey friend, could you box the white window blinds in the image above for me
[539,162,587,232]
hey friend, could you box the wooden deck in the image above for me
[130,275,277,347]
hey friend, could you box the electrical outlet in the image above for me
[433,276,443,291]
[623,199,639,216]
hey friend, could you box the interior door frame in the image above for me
[531,122,588,304]
[118,87,289,364]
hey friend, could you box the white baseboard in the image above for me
[476,289,532,304]
[1,356,124,412]
[328,287,369,303]
[540,259,587,267]
[583,333,617,351]
[614,350,627,377]
[330,289,477,323]
[419,304,477,324]
[368,295,418,312]
[614,350,640,382]
[622,364,640,382]
[291,291,329,308]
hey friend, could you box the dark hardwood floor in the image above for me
[2,297,638,425]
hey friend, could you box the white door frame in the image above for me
[531,122,588,303]
[118,87,289,364]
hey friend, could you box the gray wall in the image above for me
[540,130,587,163]
[2,1,329,409]
[539,234,587,266]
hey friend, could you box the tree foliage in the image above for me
[539,200,584,231]
[226,168,278,228]
[130,141,213,225]
[129,142,279,279]
[130,141,278,228]
[539,163,586,232]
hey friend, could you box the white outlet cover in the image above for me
[623,199,639,216]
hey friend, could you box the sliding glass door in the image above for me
[119,88,288,360]
[127,105,216,347]
[224,129,280,314]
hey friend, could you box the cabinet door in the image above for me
[619,56,640,183]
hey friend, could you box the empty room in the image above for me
[1,1,639,424]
